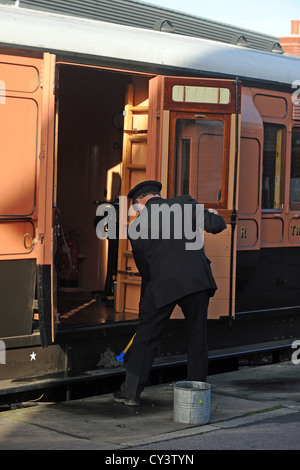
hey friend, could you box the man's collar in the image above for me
[145,196,163,206]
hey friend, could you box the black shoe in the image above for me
[112,391,140,406]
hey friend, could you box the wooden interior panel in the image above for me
[205,226,235,319]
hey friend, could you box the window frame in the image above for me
[261,122,286,213]
[290,126,300,212]
[168,111,231,210]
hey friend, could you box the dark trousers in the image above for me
[121,289,209,401]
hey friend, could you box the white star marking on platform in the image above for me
[30,351,37,361]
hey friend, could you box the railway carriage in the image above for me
[0,5,300,392]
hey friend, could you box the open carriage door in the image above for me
[0,53,56,344]
[147,76,241,320]
[36,53,56,347]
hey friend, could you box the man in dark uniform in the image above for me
[112,180,226,406]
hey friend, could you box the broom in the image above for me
[97,334,136,368]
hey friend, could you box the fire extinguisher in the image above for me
[56,232,79,287]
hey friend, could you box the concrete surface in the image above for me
[0,361,299,450]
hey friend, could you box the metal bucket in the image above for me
[173,381,211,425]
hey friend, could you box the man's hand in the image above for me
[207,208,219,215]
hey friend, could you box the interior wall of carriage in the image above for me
[236,85,300,312]
[55,64,149,325]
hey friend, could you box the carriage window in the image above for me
[174,119,223,202]
[262,123,284,210]
[290,127,300,210]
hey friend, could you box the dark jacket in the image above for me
[129,195,226,310]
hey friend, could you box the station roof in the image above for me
[0,0,279,51]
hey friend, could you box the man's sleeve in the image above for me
[188,196,227,234]
[203,209,227,234]
[129,236,151,282]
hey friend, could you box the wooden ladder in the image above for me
[115,84,148,313]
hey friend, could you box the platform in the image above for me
[0,360,300,450]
